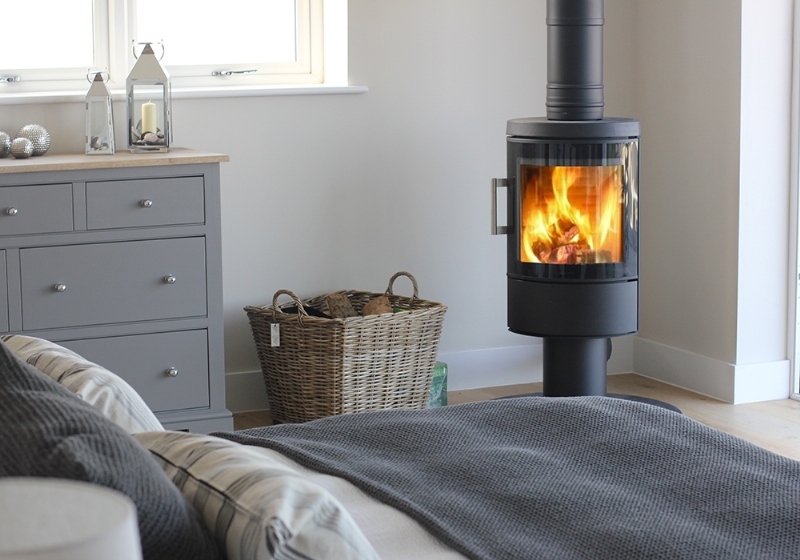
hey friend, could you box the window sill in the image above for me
[0,84,368,105]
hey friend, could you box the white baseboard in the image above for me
[437,345,543,391]
[225,337,636,412]
[227,337,790,411]
[225,370,271,413]
[733,360,791,404]
[439,336,634,391]
[633,337,790,404]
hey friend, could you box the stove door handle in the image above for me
[491,178,508,235]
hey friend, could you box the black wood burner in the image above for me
[493,0,641,397]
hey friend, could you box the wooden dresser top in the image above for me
[0,148,229,175]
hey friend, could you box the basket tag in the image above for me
[270,323,280,347]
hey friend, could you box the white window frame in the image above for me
[0,0,357,103]
[121,0,323,89]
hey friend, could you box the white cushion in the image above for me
[133,431,380,560]
[1,335,163,433]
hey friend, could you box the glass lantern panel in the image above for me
[135,0,297,65]
[129,84,167,147]
[86,98,114,154]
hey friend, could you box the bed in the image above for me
[1,334,799,560]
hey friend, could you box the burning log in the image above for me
[558,224,579,245]
[551,243,581,264]
[535,242,552,262]
[546,219,579,245]
[531,239,609,264]
[527,214,619,264]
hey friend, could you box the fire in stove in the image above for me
[520,165,623,265]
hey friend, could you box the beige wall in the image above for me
[634,0,743,362]
[632,0,794,402]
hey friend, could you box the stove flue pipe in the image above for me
[546,0,604,121]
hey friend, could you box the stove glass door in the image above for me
[519,164,623,265]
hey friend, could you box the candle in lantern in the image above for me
[141,101,157,134]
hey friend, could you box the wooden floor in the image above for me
[233,373,800,461]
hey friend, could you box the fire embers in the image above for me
[521,165,623,265]
[533,218,612,264]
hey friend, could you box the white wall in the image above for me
[0,1,570,410]
[3,0,790,410]
[737,0,792,366]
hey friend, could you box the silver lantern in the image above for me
[85,71,115,155]
[126,41,171,152]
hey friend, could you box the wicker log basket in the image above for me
[245,272,447,424]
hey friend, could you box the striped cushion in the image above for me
[134,431,380,560]
[0,340,224,560]
[2,335,163,433]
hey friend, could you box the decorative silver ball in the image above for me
[0,132,10,158]
[10,137,33,159]
[15,124,50,156]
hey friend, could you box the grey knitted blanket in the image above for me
[215,397,800,560]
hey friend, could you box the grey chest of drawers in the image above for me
[0,149,233,433]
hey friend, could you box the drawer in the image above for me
[0,184,73,236]
[20,237,207,330]
[86,176,205,230]
[60,330,210,414]
[0,251,7,333]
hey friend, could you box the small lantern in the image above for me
[126,41,171,152]
[85,71,115,155]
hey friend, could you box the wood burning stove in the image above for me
[492,0,640,397]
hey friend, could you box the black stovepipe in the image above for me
[546,0,605,121]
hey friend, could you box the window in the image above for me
[2,2,95,71]
[0,0,345,99]
[0,0,107,91]
[134,0,323,88]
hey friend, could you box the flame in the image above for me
[520,165,623,264]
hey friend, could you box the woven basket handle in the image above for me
[272,289,308,325]
[385,271,419,300]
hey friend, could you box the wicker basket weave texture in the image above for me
[245,272,446,424]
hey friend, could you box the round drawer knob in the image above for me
[6,207,18,216]
[54,283,66,292]
[166,367,179,378]
[164,275,176,284]
[140,199,153,208]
